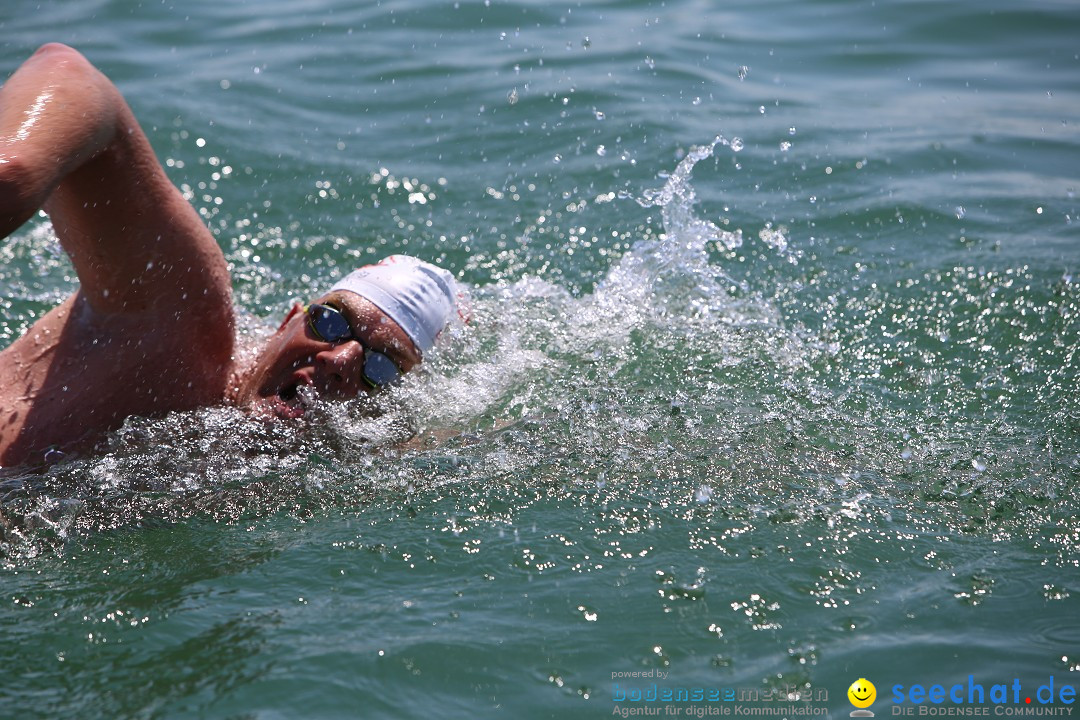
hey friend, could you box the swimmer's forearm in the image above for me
[0,167,37,239]
[0,44,118,239]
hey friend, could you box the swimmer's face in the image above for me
[848,679,876,709]
[234,291,420,419]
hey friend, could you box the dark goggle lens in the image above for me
[308,304,352,343]
[363,351,401,388]
[308,304,402,389]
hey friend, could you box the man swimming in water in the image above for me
[0,44,460,467]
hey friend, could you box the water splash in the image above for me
[3,139,1078,578]
[637,136,744,254]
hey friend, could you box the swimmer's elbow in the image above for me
[30,43,119,113]
[29,43,99,77]
[31,42,82,60]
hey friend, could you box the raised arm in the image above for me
[0,43,230,316]
[0,45,235,465]
[0,44,117,236]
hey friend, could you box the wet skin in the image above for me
[229,291,422,420]
[0,44,233,466]
[0,44,426,465]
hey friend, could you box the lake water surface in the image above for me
[1,1,1078,718]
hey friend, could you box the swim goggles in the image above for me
[305,303,402,388]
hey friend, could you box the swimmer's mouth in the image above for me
[272,380,316,419]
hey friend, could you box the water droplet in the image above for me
[788,127,797,136]
[577,605,598,621]
[955,206,965,219]
[780,141,791,152]
[552,154,562,164]
[737,65,749,81]
[758,223,788,253]
[507,87,519,105]
[730,137,743,152]
[596,145,606,156]
[644,56,656,70]
[594,109,605,120]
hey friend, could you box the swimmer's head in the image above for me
[329,255,461,355]
[232,254,463,419]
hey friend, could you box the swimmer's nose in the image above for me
[313,341,365,398]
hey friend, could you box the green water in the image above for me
[1,0,1078,718]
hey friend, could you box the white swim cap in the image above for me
[330,255,460,354]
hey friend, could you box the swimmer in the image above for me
[0,44,461,466]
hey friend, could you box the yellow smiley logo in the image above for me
[848,678,877,709]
